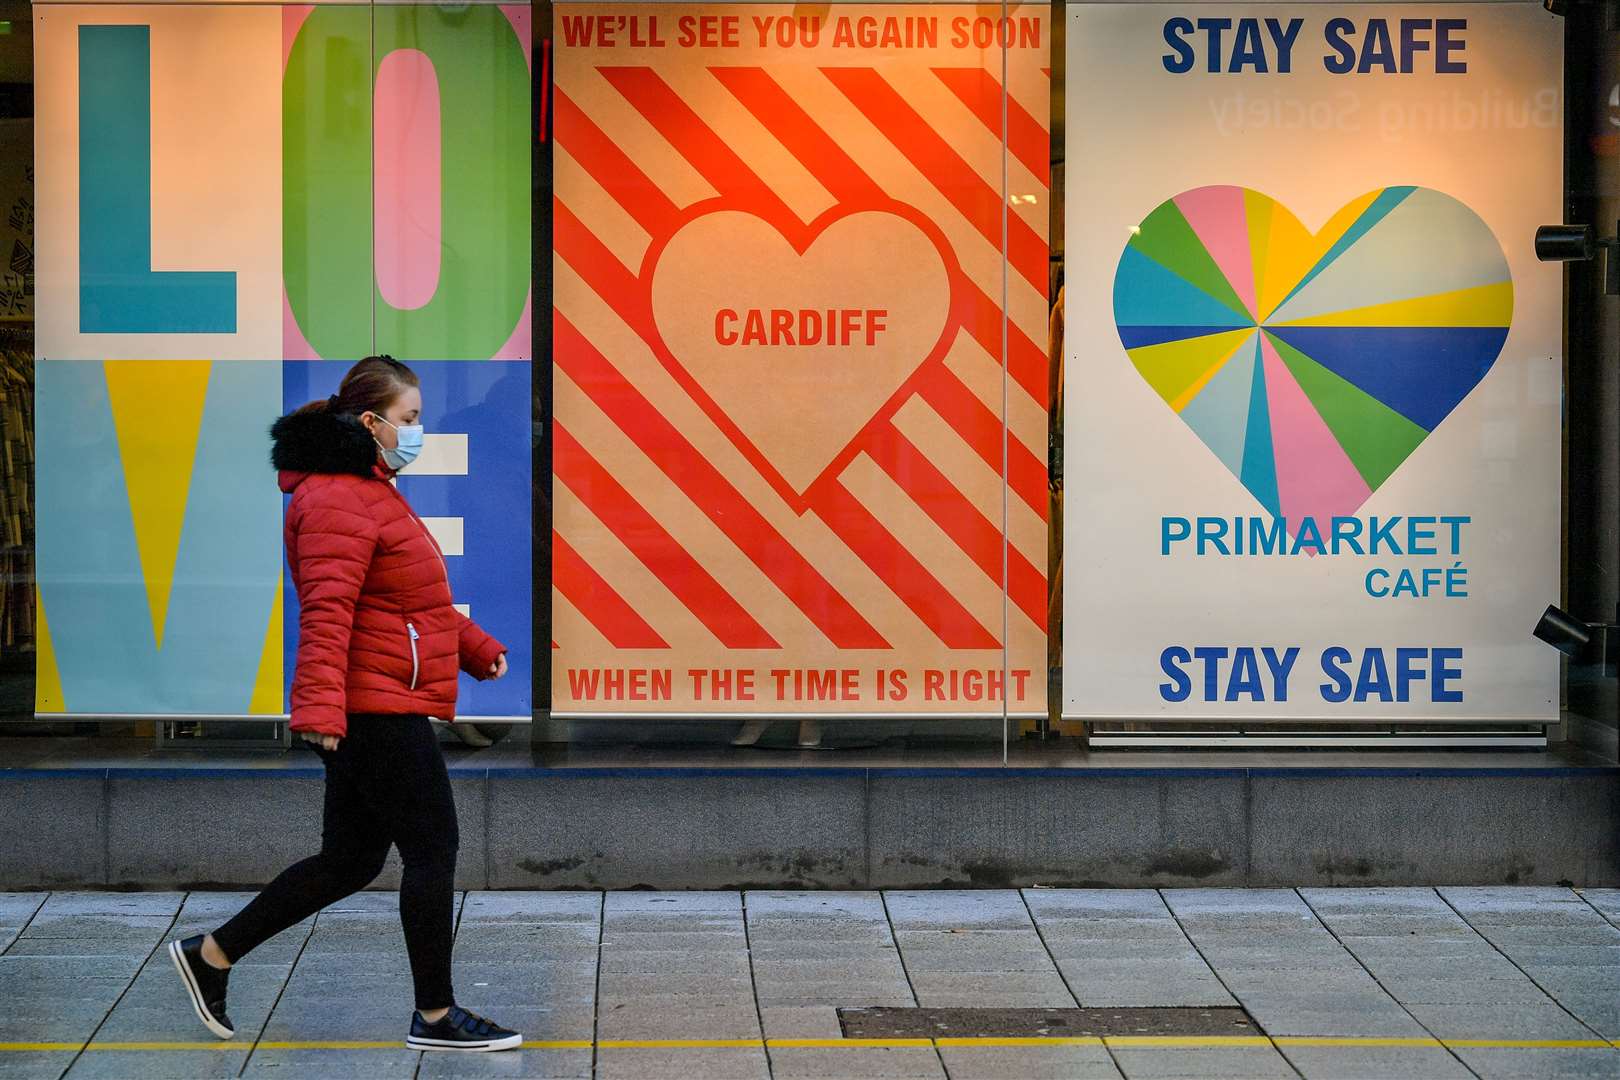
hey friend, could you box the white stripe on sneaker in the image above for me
[167,940,234,1040]
[407,1033,523,1052]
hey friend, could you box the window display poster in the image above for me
[33,5,532,718]
[553,4,1051,714]
[1064,5,1562,720]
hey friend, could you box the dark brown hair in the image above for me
[294,355,420,419]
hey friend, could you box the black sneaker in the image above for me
[407,1005,522,1052]
[167,935,234,1039]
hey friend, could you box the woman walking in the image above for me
[166,355,522,1052]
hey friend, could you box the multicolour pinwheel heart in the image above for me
[1113,185,1512,527]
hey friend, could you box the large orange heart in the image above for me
[648,205,955,508]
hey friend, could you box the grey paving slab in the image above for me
[883,891,1034,931]
[1493,944,1620,968]
[882,891,1074,1009]
[0,1052,79,1080]
[598,1002,762,1041]
[599,947,751,975]
[63,1047,252,1080]
[759,1004,844,1038]
[1022,889,1172,920]
[747,891,890,922]
[0,1010,117,1045]
[746,891,913,1017]
[754,980,915,1008]
[1161,889,1315,920]
[1371,975,1555,1005]
[905,970,1074,1009]
[1450,1047,1620,1080]
[752,939,902,960]
[1296,887,1449,913]
[241,1047,426,1079]
[1044,944,1232,1008]
[417,1046,593,1079]
[596,894,758,1044]
[1404,1001,1601,1040]
[1582,889,1620,928]
[752,958,916,983]
[0,893,45,951]
[936,1042,1124,1079]
[1274,1044,1474,1080]
[605,891,742,914]
[36,892,186,918]
[460,890,603,923]
[595,1045,770,1079]
[1108,1046,1298,1079]
[450,1062,597,1080]
[1548,996,1620,1039]
[768,1045,946,1079]
[258,1006,411,1041]
[1023,893,1224,1010]
[892,931,1057,973]
[596,929,747,952]
[1240,1007,1431,1038]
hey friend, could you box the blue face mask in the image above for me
[373,415,425,471]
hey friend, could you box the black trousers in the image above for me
[211,714,459,1010]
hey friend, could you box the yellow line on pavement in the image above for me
[1104,1035,1275,1048]
[598,1039,761,1049]
[2,1035,1619,1054]
[935,1036,1105,1047]
[1274,1037,1442,1048]
[1444,1039,1616,1049]
[216,1041,406,1051]
[770,1038,935,1048]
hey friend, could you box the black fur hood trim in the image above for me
[270,408,379,477]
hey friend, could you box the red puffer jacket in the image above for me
[270,408,506,738]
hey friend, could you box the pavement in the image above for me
[1,888,1618,1079]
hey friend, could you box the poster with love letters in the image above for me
[553,4,1050,715]
[1064,4,1562,721]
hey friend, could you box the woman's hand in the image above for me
[488,653,508,680]
[302,732,341,751]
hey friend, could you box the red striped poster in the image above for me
[552,4,1050,715]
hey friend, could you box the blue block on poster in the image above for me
[281,361,534,719]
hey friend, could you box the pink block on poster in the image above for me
[1260,334,1370,530]
[494,288,533,359]
[283,287,319,360]
[1174,185,1257,320]
[374,49,442,313]
[501,5,533,71]
[282,6,314,74]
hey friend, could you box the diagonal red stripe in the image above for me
[599,65,801,226]
[821,66,1048,297]
[960,278,1049,410]
[930,67,1050,188]
[553,86,682,240]
[552,530,670,649]
[809,479,999,650]
[555,424,780,649]
[713,66,1047,410]
[866,425,1047,632]
[919,374,1048,522]
[709,66,883,204]
[554,311,891,650]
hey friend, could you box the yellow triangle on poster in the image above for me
[1126,327,1255,407]
[1272,281,1515,329]
[248,578,284,715]
[35,587,64,713]
[1255,190,1381,323]
[103,361,212,648]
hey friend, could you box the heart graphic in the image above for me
[1113,185,1513,527]
[648,205,954,505]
